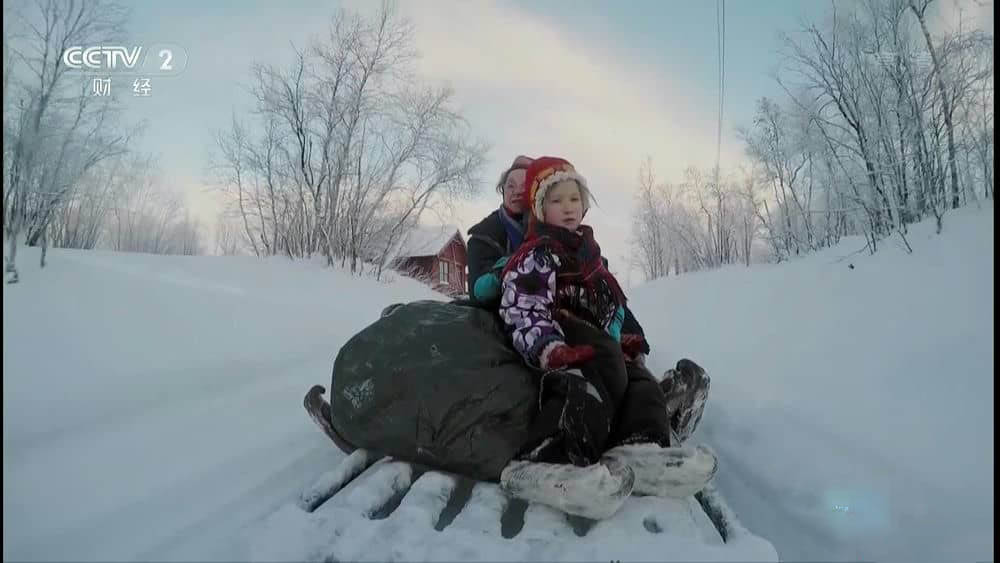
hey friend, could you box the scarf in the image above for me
[499,206,525,252]
[503,220,626,328]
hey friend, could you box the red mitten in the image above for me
[541,343,596,370]
[621,334,647,361]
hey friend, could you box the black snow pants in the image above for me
[516,315,671,467]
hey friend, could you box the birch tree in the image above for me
[3,0,134,281]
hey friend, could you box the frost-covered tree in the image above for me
[3,0,137,281]
[210,1,487,275]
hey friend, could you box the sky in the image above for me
[104,0,991,285]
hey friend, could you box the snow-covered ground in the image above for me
[2,252,444,560]
[3,203,992,561]
[634,203,994,562]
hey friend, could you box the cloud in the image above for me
[168,0,743,280]
[337,1,743,281]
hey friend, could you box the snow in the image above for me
[633,202,994,562]
[3,203,992,561]
[2,251,445,560]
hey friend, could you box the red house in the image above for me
[390,225,468,297]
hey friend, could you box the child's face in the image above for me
[542,180,584,231]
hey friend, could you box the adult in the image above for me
[466,155,652,357]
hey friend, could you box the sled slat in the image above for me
[519,503,579,539]
[299,449,382,512]
[328,460,413,518]
[391,471,457,528]
[253,458,779,562]
[448,481,508,536]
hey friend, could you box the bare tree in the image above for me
[777,12,898,242]
[909,0,961,210]
[47,155,121,249]
[630,157,766,277]
[629,157,671,281]
[3,0,134,282]
[734,164,763,266]
[210,1,487,276]
[100,154,203,256]
[171,212,203,256]
[212,116,264,257]
[764,0,992,249]
[739,97,826,259]
[633,1,990,273]
[214,213,244,256]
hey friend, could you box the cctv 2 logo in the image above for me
[61,44,187,75]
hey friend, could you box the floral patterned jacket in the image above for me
[499,244,625,369]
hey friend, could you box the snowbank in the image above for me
[632,203,994,562]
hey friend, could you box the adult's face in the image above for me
[502,169,527,214]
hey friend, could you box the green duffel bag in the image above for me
[329,299,538,482]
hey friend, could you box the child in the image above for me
[497,156,717,520]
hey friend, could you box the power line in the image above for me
[715,0,726,187]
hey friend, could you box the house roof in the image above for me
[390,224,464,261]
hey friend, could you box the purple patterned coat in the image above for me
[499,244,622,369]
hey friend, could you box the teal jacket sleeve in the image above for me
[606,305,625,342]
[472,256,509,303]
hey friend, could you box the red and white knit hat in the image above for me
[522,156,591,222]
